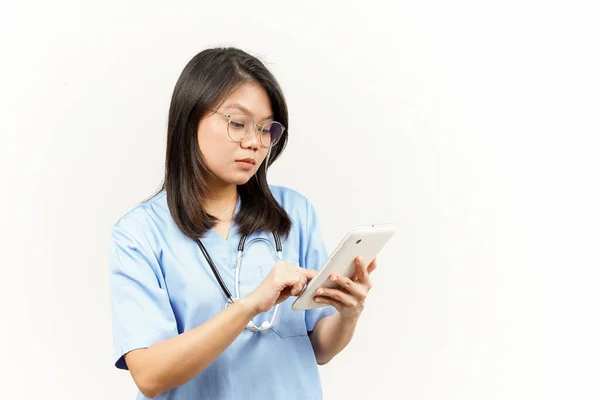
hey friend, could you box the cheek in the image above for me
[198,123,221,151]
[197,124,231,161]
[200,140,235,171]
[255,149,270,166]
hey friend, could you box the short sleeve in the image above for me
[109,218,179,370]
[300,198,337,332]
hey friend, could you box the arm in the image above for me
[124,261,345,395]
[125,298,256,398]
[110,221,261,398]
[308,312,360,365]
[308,256,377,365]
[124,258,315,399]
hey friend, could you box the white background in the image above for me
[1,1,599,399]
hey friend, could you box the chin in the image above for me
[226,172,255,186]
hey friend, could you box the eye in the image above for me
[261,123,273,134]
[230,120,246,130]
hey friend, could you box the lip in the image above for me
[235,158,255,170]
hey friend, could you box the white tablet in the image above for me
[291,223,398,311]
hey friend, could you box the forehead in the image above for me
[222,82,273,120]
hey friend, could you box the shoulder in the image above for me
[269,185,314,211]
[111,190,169,240]
[269,184,320,226]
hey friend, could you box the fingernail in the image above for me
[314,298,320,303]
[316,289,323,295]
[330,275,337,281]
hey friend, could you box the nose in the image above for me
[241,125,261,150]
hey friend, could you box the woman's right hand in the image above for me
[243,261,317,314]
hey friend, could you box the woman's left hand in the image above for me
[313,256,377,320]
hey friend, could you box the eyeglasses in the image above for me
[209,109,286,148]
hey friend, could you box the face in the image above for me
[197,82,275,187]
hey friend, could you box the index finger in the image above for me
[367,258,377,274]
[355,256,369,283]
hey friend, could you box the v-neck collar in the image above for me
[207,195,242,244]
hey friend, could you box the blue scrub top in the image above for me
[109,185,337,400]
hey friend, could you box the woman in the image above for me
[109,47,377,400]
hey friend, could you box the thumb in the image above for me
[296,267,317,280]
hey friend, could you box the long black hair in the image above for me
[153,47,292,240]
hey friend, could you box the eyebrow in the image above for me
[224,103,274,121]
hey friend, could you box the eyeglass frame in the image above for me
[208,108,286,148]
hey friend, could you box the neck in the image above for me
[203,180,238,220]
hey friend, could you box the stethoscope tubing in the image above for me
[196,231,283,332]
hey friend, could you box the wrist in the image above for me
[237,295,260,317]
[339,309,362,324]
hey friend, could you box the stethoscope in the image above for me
[195,231,282,332]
